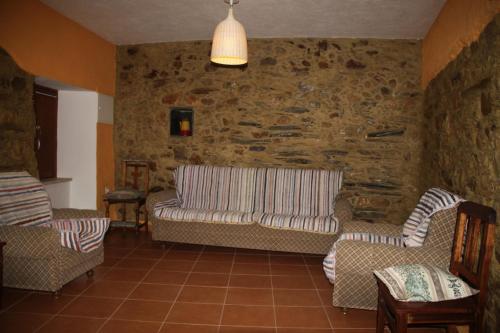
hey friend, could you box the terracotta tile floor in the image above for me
[0,230,446,333]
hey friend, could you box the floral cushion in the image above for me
[374,264,478,302]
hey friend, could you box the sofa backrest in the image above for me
[254,167,343,216]
[174,165,258,212]
[423,206,458,251]
[0,171,53,226]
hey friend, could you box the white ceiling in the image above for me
[42,0,445,45]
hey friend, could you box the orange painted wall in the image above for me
[0,0,116,96]
[422,0,500,88]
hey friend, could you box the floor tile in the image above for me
[303,256,325,265]
[274,289,322,306]
[60,276,95,295]
[129,248,165,259]
[198,252,234,262]
[160,323,219,333]
[272,275,315,289]
[8,293,74,314]
[38,315,104,333]
[167,302,223,325]
[102,268,148,282]
[270,255,305,265]
[100,319,162,333]
[82,280,137,298]
[192,261,232,274]
[61,296,122,318]
[0,312,51,333]
[226,288,273,305]
[144,270,188,284]
[235,254,270,264]
[326,307,376,329]
[104,247,133,258]
[186,273,229,287]
[171,243,205,252]
[129,283,181,301]
[229,275,272,288]
[114,258,158,270]
[277,329,333,333]
[164,251,200,261]
[232,263,271,275]
[270,264,309,276]
[113,299,172,322]
[276,306,330,328]
[221,305,275,326]
[155,259,196,272]
[177,286,227,303]
[0,289,30,309]
[310,274,332,289]
[220,327,275,333]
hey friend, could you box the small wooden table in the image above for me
[0,241,5,307]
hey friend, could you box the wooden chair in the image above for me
[104,160,150,232]
[375,201,496,333]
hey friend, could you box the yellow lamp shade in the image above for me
[211,7,248,65]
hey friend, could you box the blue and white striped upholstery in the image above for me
[403,187,463,247]
[0,171,53,226]
[0,171,109,253]
[47,218,110,253]
[323,232,404,282]
[155,165,343,233]
[175,165,258,212]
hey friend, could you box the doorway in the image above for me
[34,84,58,179]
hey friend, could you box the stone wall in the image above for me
[115,38,423,223]
[422,16,499,333]
[0,48,37,176]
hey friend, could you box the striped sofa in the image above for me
[149,165,351,254]
[0,172,109,293]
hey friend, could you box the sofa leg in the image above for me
[53,290,61,299]
[86,269,94,278]
[342,307,348,315]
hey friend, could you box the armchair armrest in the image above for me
[0,225,62,259]
[52,209,104,219]
[335,240,451,275]
[146,189,177,213]
[342,220,402,237]
[333,197,353,225]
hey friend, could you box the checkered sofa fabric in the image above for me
[0,171,53,226]
[155,165,343,234]
[331,207,458,310]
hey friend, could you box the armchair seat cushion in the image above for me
[323,232,404,283]
[156,207,254,224]
[104,189,145,201]
[254,212,339,234]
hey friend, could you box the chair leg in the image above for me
[144,206,149,233]
[395,316,407,333]
[376,302,386,333]
[135,202,140,233]
[468,322,477,333]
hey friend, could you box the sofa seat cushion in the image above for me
[254,212,339,234]
[156,207,254,224]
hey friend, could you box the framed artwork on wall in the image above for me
[170,107,194,137]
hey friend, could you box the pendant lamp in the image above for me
[211,0,248,65]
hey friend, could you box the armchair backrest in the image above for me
[422,207,458,250]
[0,171,53,226]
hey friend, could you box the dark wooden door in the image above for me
[34,84,58,179]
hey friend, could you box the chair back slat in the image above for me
[121,160,150,194]
[449,201,495,329]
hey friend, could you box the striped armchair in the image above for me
[0,172,108,293]
[328,188,462,310]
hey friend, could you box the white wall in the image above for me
[43,180,71,208]
[57,91,98,209]
[98,93,114,125]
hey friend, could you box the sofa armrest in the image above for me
[342,220,402,237]
[0,225,62,258]
[333,197,353,225]
[335,240,451,275]
[147,189,177,213]
[52,209,104,219]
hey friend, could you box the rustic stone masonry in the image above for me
[0,49,37,177]
[423,16,499,333]
[115,38,423,224]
